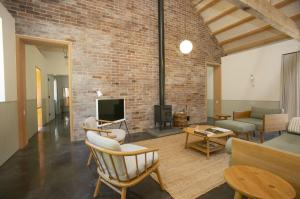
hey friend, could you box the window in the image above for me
[0,17,5,102]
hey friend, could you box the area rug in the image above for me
[135,133,229,199]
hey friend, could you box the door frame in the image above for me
[205,62,222,117]
[16,34,73,148]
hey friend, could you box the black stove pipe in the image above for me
[158,0,165,106]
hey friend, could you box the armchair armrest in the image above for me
[85,139,159,156]
[81,125,117,139]
[263,114,288,132]
[233,111,251,120]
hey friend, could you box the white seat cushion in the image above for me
[111,129,126,142]
[96,143,158,181]
[120,144,158,179]
[86,131,121,151]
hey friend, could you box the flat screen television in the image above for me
[96,98,125,121]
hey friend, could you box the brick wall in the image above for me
[1,0,223,140]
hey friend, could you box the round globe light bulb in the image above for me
[180,40,193,54]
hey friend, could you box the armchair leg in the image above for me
[154,168,165,190]
[87,152,93,166]
[93,176,101,198]
[121,187,127,199]
[260,132,264,143]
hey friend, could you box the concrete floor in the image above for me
[0,115,235,199]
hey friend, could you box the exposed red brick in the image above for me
[1,0,223,141]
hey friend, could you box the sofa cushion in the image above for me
[235,118,263,130]
[263,134,300,155]
[215,120,256,133]
[225,137,233,154]
[288,117,300,135]
[250,107,282,119]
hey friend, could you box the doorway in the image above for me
[35,67,43,130]
[16,35,73,148]
[48,75,55,121]
[206,62,221,120]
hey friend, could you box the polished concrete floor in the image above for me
[0,115,236,199]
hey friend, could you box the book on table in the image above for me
[194,127,230,137]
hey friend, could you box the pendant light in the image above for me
[179,0,193,54]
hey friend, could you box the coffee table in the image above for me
[184,125,234,159]
[224,165,296,199]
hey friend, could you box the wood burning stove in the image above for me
[154,0,173,129]
[154,105,172,128]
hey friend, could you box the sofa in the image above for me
[226,117,300,198]
[233,106,288,142]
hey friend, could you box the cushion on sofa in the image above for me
[263,134,300,154]
[250,107,282,119]
[215,120,256,133]
[288,117,300,135]
[235,118,263,130]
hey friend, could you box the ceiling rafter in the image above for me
[225,33,289,54]
[219,13,300,45]
[226,0,300,39]
[195,0,220,13]
[211,0,296,36]
[205,6,238,25]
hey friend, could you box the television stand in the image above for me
[118,119,130,135]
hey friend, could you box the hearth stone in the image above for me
[145,127,182,138]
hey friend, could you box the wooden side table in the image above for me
[215,114,231,120]
[224,165,296,199]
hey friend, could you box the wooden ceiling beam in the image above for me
[220,12,300,45]
[225,33,289,54]
[205,6,238,25]
[212,0,296,36]
[226,0,300,40]
[220,25,272,45]
[195,0,220,13]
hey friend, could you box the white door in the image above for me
[48,75,55,121]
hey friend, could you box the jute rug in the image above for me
[135,133,229,199]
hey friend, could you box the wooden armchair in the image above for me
[82,117,126,166]
[85,131,164,199]
[233,107,288,143]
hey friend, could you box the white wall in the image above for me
[221,39,300,114]
[0,2,18,166]
[44,51,68,75]
[1,3,16,101]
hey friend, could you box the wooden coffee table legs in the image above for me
[185,132,224,159]
[234,191,242,199]
[185,132,189,149]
